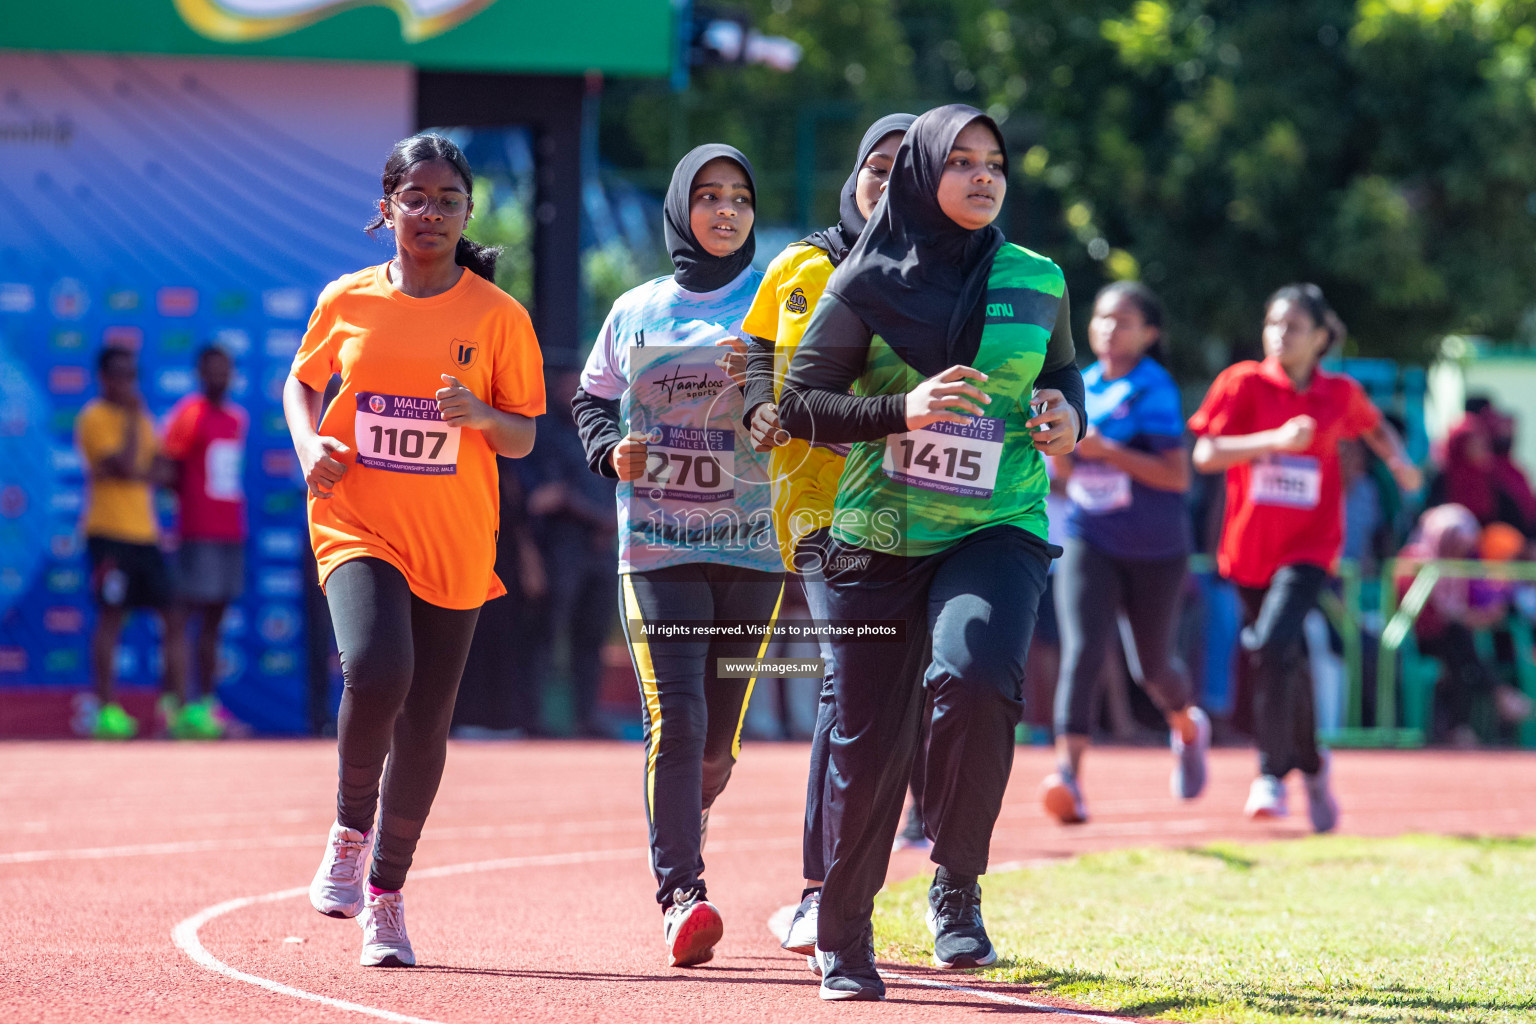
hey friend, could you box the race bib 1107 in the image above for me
[882,417,1004,499]
[354,392,462,475]
[1250,454,1321,509]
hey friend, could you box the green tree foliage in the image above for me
[600,1,1536,365]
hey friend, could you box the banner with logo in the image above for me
[0,53,411,733]
[0,0,672,76]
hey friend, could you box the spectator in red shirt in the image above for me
[1189,283,1419,831]
[161,345,248,738]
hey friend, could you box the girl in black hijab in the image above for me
[734,113,916,961]
[572,144,784,970]
[779,105,1085,1001]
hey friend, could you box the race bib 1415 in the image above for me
[882,417,1005,499]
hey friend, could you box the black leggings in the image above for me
[1054,538,1191,736]
[1238,563,1327,779]
[817,525,1049,954]
[619,562,785,906]
[328,558,481,891]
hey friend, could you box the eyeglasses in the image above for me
[387,190,470,217]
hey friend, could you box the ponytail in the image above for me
[366,132,499,283]
[455,235,501,282]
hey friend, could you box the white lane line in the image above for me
[879,970,1133,1022]
[4,809,808,867]
[0,819,637,866]
[767,902,1132,1023]
[173,886,448,1024]
[171,847,649,1024]
[174,836,800,1022]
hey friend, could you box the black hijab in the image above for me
[664,143,757,293]
[802,112,917,267]
[826,104,1007,370]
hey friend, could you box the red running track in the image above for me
[5,741,1534,1024]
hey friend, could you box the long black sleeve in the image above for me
[1036,286,1087,440]
[740,332,777,428]
[1035,362,1087,441]
[780,292,907,444]
[570,386,623,478]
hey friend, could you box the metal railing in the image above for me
[1187,555,1536,748]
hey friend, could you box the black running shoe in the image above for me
[816,923,885,1001]
[926,877,997,969]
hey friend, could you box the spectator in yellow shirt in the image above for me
[73,345,180,739]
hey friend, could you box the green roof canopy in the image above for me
[1,0,675,76]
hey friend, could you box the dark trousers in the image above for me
[817,525,1050,953]
[328,558,481,891]
[1054,538,1192,736]
[800,568,837,883]
[619,563,785,906]
[530,536,616,730]
[803,569,931,882]
[1239,563,1328,779]
[1418,623,1500,733]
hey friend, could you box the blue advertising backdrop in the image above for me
[0,53,412,732]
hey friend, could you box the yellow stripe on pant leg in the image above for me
[732,580,786,760]
[622,575,665,817]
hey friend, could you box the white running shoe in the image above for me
[309,822,370,919]
[1303,750,1340,834]
[781,889,820,955]
[358,889,415,967]
[1244,775,1288,819]
[1170,706,1211,800]
[663,887,722,967]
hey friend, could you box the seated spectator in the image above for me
[1430,398,1535,536]
[1400,504,1533,746]
[1479,406,1536,537]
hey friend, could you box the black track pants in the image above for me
[816,525,1050,954]
[619,563,785,907]
[1239,563,1328,779]
[1053,538,1192,736]
[328,558,481,891]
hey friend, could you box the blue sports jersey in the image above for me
[580,266,779,574]
[1065,356,1191,560]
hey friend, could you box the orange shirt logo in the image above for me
[450,338,478,370]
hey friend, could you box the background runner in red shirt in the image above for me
[1188,283,1420,831]
[162,344,248,739]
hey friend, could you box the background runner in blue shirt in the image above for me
[1041,281,1209,825]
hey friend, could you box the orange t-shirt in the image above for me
[292,264,545,609]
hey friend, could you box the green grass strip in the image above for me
[875,834,1536,1023]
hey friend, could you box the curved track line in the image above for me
[173,838,800,1022]
[767,902,1131,1022]
[173,886,448,1024]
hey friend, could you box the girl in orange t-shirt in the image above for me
[284,134,544,968]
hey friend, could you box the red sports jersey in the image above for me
[1187,358,1380,588]
[163,394,249,542]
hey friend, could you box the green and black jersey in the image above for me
[781,242,1078,557]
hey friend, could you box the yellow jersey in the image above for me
[741,243,847,567]
[76,399,160,545]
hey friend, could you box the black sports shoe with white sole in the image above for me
[816,924,884,1001]
[927,877,997,969]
